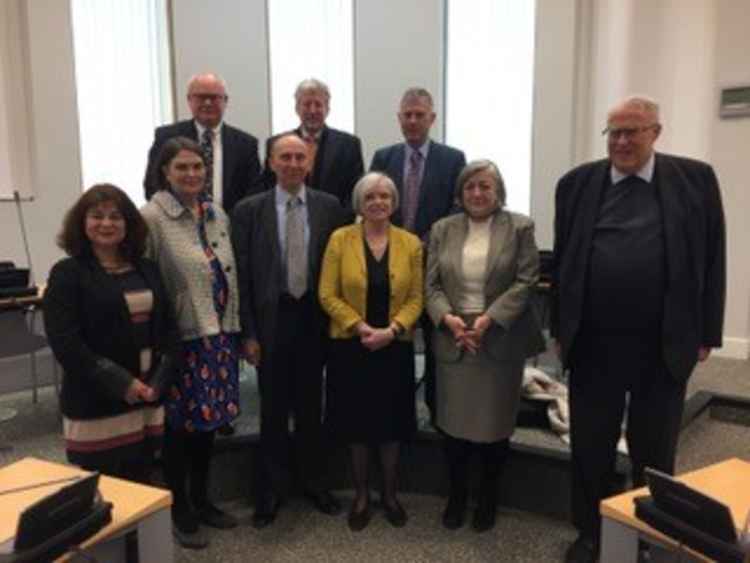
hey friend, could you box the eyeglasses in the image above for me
[602,124,659,140]
[189,93,227,104]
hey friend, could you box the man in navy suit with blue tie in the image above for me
[370,87,466,421]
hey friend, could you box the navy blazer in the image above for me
[143,119,262,213]
[262,126,365,211]
[370,140,466,239]
[551,152,726,382]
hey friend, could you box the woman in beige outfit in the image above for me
[425,159,544,532]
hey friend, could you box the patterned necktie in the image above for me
[404,149,423,231]
[201,128,214,196]
[286,196,307,298]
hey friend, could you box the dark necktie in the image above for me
[286,196,307,298]
[404,150,423,231]
[201,128,214,196]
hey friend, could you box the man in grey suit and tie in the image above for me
[232,133,346,529]
[370,87,466,420]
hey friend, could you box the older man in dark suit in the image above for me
[232,133,346,529]
[552,96,726,563]
[370,87,466,421]
[144,72,262,213]
[263,78,364,212]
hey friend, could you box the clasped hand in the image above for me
[356,322,394,351]
[124,378,159,404]
[443,313,493,355]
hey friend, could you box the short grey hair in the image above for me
[455,159,506,209]
[351,172,400,215]
[608,95,660,124]
[187,72,229,96]
[295,78,331,102]
[400,87,433,109]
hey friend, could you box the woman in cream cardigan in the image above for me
[426,159,545,532]
[319,172,423,531]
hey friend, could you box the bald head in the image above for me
[269,133,311,193]
[606,95,662,175]
[187,73,228,129]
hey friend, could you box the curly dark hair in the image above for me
[154,136,204,191]
[57,183,148,261]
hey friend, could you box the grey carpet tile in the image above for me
[173,495,577,563]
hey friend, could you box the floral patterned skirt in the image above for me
[166,332,241,433]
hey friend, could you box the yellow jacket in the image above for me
[319,224,424,339]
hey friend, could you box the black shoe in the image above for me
[442,493,467,530]
[383,498,408,528]
[347,501,372,532]
[172,508,208,549]
[197,502,238,529]
[472,498,497,533]
[565,534,599,563]
[253,492,281,529]
[304,489,343,516]
[217,422,235,437]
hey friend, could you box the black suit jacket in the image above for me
[370,140,466,239]
[143,119,262,213]
[551,152,726,382]
[231,188,346,370]
[262,126,364,210]
[43,256,181,419]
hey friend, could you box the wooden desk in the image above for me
[600,458,750,562]
[0,457,172,562]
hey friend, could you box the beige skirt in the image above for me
[436,348,525,443]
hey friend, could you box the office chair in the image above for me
[0,306,57,405]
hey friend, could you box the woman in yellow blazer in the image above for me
[319,172,423,531]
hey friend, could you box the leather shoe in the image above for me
[304,489,342,516]
[472,499,497,532]
[252,492,281,529]
[383,498,408,528]
[197,502,238,529]
[565,534,599,563]
[347,503,371,532]
[442,494,467,530]
[172,525,208,550]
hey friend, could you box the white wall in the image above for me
[170,0,271,156]
[710,0,750,359]
[0,0,81,283]
[354,0,445,166]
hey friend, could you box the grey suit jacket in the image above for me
[231,188,346,369]
[425,210,545,364]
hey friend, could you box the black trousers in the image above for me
[256,293,325,497]
[163,427,216,512]
[568,332,686,540]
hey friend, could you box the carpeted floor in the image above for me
[1,355,748,562]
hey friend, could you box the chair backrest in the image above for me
[0,310,48,358]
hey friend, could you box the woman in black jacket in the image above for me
[44,184,180,483]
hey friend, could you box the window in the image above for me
[445,0,536,213]
[267,0,354,134]
[71,0,172,206]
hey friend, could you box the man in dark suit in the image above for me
[552,96,726,563]
[232,133,346,529]
[144,72,262,213]
[262,78,364,212]
[370,87,466,420]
